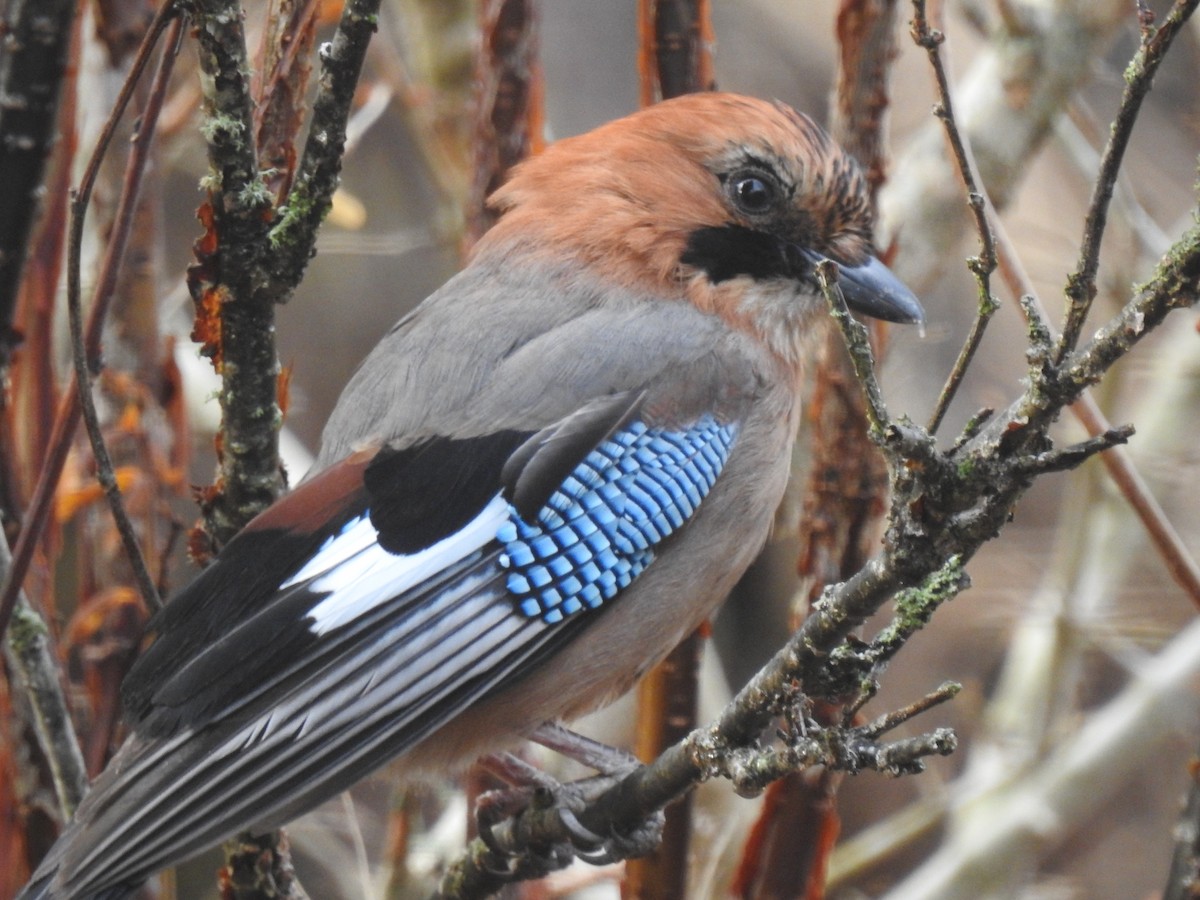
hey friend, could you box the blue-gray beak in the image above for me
[837,255,925,325]
[797,248,925,325]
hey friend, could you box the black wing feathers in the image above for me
[37,391,660,898]
[501,390,644,518]
[122,455,373,723]
[364,431,527,553]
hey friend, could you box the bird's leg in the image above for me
[529,721,642,778]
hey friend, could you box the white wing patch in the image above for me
[296,495,510,635]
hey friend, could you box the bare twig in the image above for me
[991,214,1200,611]
[1057,0,1200,362]
[910,0,999,434]
[66,13,183,614]
[880,0,1132,294]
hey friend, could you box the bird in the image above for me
[19,92,923,899]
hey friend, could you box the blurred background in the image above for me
[3,0,1200,897]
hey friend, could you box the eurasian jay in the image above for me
[19,92,923,899]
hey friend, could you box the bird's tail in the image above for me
[16,860,142,900]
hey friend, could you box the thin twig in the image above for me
[0,0,180,641]
[66,14,184,614]
[1057,0,1200,362]
[860,682,962,739]
[814,260,890,436]
[910,0,1000,434]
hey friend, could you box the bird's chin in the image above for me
[684,275,820,367]
[708,278,825,369]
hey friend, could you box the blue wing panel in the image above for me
[497,416,738,623]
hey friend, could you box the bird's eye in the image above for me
[729,172,777,215]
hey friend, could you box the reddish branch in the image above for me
[0,0,179,644]
[625,5,716,896]
[465,0,543,246]
[637,0,715,105]
[0,0,80,369]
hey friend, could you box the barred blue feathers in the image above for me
[498,417,737,623]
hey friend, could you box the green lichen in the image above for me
[872,556,968,658]
[268,190,317,249]
[237,175,275,210]
[199,111,246,143]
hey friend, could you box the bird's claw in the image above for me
[474,768,665,875]
[573,808,666,865]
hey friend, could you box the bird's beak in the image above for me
[794,247,924,326]
[837,255,925,325]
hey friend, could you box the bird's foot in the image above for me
[473,749,662,872]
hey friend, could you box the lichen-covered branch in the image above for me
[183,0,284,546]
[0,528,87,822]
[265,0,381,297]
[183,0,382,550]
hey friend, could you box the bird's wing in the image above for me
[52,347,754,896]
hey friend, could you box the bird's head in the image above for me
[481,93,923,365]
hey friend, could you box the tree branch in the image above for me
[1057,0,1200,361]
[264,0,381,296]
[0,0,80,369]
